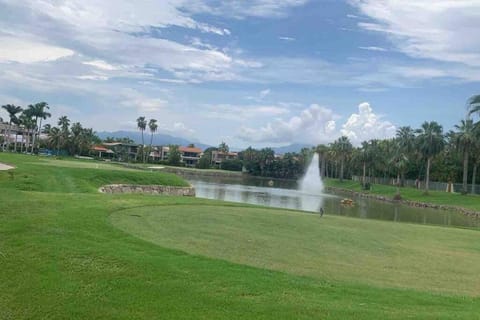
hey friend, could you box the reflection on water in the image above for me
[189,178,480,229]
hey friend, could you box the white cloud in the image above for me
[197,0,310,19]
[172,122,195,137]
[279,36,296,41]
[120,88,168,113]
[359,46,387,52]
[352,0,480,66]
[238,104,338,144]
[206,104,289,121]
[340,102,396,145]
[83,60,119,71]
[238,102,396,145]
[0,36,74,63]
[259,89,271,98]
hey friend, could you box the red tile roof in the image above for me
[92,146,109,152]
[179,146,202,153]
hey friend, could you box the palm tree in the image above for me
[19,110,36,153]
[28,102,51,153]
[454,119,477,194]
[467,95,480,119]
[1,104,23,151]
[395,126,415,186]
[316,144,328,178]
[416,121,445,194]
[57,116,70,153]
[47,127,62,155]
[148,119,158,163]
[333,136,352,182]
[136,116,147,163]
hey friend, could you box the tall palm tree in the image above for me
[148,119,158,163]
[29,102,51,153]
[395,126,415,186]
[57,116,70,153]
[454,119,477,194]
[315,144,328,178]
[136,116,147,163]
[334,136,352,182]
[416,121,445,194]
[1,104,23,151]
[19,110,35,153]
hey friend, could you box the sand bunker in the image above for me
[0,163,14,170]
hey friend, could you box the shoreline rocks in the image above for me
[99,184,195,196]
[325,187,480,218]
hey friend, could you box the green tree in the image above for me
[1,104,23,151]
[454,119,477,194]
[333,136,353,182]
[218,141,229,153]
[57,116,70,152]
[416,121,445,194]
[148,119,158,163]
[28,102,51,153]
[167,145,181,166]
[137,116,147,163]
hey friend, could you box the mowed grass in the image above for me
[1,153,480,319]
[111,205,480,296]
[0,153,188,193]
[325,179,480,212]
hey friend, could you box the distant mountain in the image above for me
[272,143,313,154]
[97,131,211,150]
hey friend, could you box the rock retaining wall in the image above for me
[326,187,480,218]
[99,184,195,196]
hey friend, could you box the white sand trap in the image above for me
[0,162,14,170]
[148,166,165,169]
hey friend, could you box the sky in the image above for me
[0,0,479,148]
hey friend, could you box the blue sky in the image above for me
[0,0,479,148]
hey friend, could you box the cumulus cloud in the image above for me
[238,104,338,144]
[238,102,396,145]
[340,102,396,145]
[351,0,480,66]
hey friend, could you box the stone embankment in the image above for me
[99,184,195,196]
[326,187,480,218]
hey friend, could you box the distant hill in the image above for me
[272,143,313,154]
[97,131,211,150]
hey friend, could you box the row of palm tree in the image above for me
[136,117,158,163]
[45,116,101,156]
[1,102,51,153]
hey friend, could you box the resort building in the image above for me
[102,142,139,161]
[211,150,239,166]
[179,146,202,167]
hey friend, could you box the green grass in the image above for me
[1,153,480,319]
[325,179,480,212]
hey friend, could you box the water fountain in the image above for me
[299,153,324,194]
[298,153,324,212]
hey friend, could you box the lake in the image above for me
[188,176,480,229]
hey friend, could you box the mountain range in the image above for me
[97,131,312,154]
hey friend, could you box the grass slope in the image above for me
[1,153,480,319]
[325,179,480,212]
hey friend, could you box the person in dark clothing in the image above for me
[319,207,324,217]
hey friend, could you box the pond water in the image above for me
[188,176,480,229]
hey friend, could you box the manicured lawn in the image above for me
[325,179,480,211]
[1,153,480,319]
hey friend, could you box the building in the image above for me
[102,142,139,161]
[179,146,202,167]
[211,150,239,166]
[91,145,115,159]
